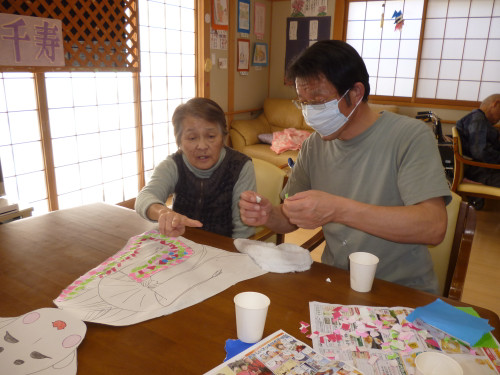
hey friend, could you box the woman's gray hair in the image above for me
[172,97,228,147]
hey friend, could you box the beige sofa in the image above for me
[229,98,399,167]
[230,98,313,167]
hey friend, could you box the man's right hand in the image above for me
[238,191,271,227]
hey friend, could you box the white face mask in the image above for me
[302,90,362,137]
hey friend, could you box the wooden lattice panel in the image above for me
[0,0,139,71]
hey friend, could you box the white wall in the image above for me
[209,0,273,113]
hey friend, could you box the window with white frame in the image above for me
[45,71,140,210]
[139,0,196,183]
[345,0,500,103]
[418,0,500,101]
[0,0,196,215]
[0,73,48,214]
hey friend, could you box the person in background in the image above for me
[239,40,451,294]
[456,93,500,187]
[135,97,256,238]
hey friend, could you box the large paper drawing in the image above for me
[0,308,86,375]
[54,230,267,326]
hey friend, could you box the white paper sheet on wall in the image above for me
[289,20,298,40]
[309,20,319,40]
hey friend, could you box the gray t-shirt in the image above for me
[135,148,256,238]
[283,111,451,293]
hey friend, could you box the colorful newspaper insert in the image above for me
[308,302,500,375]
[204,330,363,375]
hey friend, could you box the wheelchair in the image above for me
[415,111,484,210]
[416,111,454,183]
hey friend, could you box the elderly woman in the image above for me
[135,97,256,238]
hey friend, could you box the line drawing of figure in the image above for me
[54,230,266,326]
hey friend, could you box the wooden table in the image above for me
[1,203,498,374]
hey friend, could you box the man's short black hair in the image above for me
[286,40,370,102]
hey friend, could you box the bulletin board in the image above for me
[284,16,331,81]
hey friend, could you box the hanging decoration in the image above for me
[380,2,386,28]
[392,10,404,31]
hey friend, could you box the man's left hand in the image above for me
[282,190,337,229]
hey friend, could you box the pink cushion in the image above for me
[270,128,311,155]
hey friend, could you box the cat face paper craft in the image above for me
[0,308,86,375]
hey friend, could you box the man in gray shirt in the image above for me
[239,41,451,293]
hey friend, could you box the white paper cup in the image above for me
[415,352,463,375]
[234,292,270,343]
[349,252,379,292]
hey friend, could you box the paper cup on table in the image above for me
[349,252,379,292]
[415,352,463,375]
[234,292,270,343]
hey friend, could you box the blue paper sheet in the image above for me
[406,299,494,346]
[224,339,253,361]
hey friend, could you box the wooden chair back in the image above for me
[250,158,288,244]
[445,198,476,300]
[451,126,500,200]
[428,191,476,299]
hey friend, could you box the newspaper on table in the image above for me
[205,329,363,375]
[308,302,500,375]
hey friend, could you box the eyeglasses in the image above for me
[292,94,340,110]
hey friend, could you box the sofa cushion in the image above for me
[258,133,273,144]
[230,116,271,147]
[264,98,304,130]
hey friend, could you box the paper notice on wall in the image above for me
[210,29,228,50]
[289,20,298,40]
[218,58,228,69]
[0,13,65,67]
[309,20,319,40]
[291,0,328,17]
